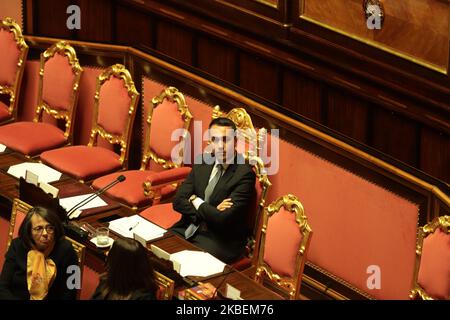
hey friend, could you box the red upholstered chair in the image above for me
[40,64,139,182]
[410,215,450,300]
[254,194,313,300]
[0,41,82,156]
[140,107,271,267]
[91,86,192,209]
[0,17,28,124]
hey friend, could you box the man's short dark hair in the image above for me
[209,117,237,131]
[19,206,65,249]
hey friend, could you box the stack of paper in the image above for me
[7,162,62,183]
[170,250,226,277]
[59,193,108,212]
[109,215,166,241]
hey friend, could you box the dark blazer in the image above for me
[0,237,79,300]
[171,153,256,263]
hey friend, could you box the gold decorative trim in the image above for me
[410,215,449,300]
[34,40,83,144]
[154,271,175,300]
[255,194,313,300]
[89,64,139,167]
[65,236,86,300]
[7,198,32,250]
[254,0,278,9]
[140,87,192,204]
[0,17,28,122]
[141,86,192,171]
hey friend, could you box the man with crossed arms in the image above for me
[171,117,256,263]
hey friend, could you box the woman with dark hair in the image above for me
[0,206,78,300]
[92,237,158,300]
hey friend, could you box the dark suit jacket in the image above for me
[0,237,79,300]
[171,154,256,263]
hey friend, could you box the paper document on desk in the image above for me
[169,250,226,277]
[7,162,62,183]
[0,144,6,152]
[59,193,108,211]
[109,215,166,241]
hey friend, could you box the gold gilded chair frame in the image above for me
[7,198,32,250]
[255,194,313,300]
[410,215,450,300]
[65,236,86,300]
[154,270,175,300]
[0,17,28,123]
[141,87,192,202]
[34,41,83,145]
[88,64,139,168]
[212,105,267,159]
[141,86,192,170]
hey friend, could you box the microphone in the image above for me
[66,175,126,219]
[62,175,126,241]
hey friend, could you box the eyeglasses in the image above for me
[32,225,55,234]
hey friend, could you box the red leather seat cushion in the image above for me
[0,121,66,156]
[139,203,180,229]
[40,145,122,181]
[92,170,176,208]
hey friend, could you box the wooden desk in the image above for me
[150,234,284,300]
[0,152,284,300]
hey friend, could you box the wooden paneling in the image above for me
[282,70,322,122]
[420,127,450,183]
[302,0,449,70]
[34,0,74,39]
[372,108,419,167]
[326,88,369,143]
[156,20,194,65]
[115,4,153,47]
[239,52,280,103]
[77,0,112,42]
[196,37,238,84]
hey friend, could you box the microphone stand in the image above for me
[63,175,126,240]
[66,175,125,219]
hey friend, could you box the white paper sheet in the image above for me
[108,215,166,241]
[169,250,226,277]
[7,162,62,183]
[0,144,6,152]
[39,182,59,198]
[59,193,108,211]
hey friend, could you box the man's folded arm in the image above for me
[197,169,255,228]
[172,169,198,219]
